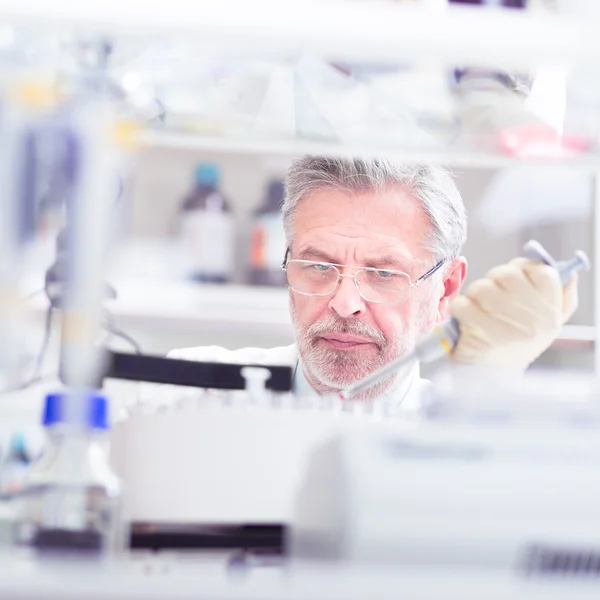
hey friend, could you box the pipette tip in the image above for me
[575,250,591,272]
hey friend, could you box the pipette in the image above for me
[340,241,590,401]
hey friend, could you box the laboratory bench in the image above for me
[0,557,598,599]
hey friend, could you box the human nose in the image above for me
[328,272,366,318]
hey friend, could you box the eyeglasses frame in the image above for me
[280,247,445,305]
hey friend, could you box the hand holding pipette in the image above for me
[341,241,589,401]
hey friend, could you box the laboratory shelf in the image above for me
[3,1,600,168]
[107,281,593,347]
[105,280,292,337]
[97,287,595,348]
[26,279,292,338]
[21,238,292,339]
[25,278,591,346]
[0,1,598,72]
[140,129,600,169]
[555,324,595,346]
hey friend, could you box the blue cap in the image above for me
[194,163,220,187]
[8,432,29,463]
[43,392,109,430]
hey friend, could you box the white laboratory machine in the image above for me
[292,388,600,573]
[110,394,415,527]
[105,367,600,580]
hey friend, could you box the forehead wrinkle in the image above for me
[299,230,415,258]
[294,187,434,264]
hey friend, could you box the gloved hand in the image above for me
[450,258,578,372]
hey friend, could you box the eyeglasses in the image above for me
[281,248,445,305]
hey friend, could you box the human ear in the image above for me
[437,257,467,321]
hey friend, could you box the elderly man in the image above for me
[160,156,577,408]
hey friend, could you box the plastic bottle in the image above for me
[249,180,287,286]
[14,391,122,557]
[180,163,235,283]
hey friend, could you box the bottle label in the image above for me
[251,214,286,270]
[250,224,265,268]
[182,211,235,278]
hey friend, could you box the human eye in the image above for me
[307,262,332,272]
[374,269,395,279]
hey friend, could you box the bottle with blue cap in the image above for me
[180,162,235,283]
[14,391,122,557]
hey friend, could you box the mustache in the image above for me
[305,316,387,349]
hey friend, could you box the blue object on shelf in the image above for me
[194,163,220,188]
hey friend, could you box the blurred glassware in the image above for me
[14,392,122,558]
[179,162,235,284]
[249,180,287,287]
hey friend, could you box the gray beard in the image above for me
[290,303,415,401]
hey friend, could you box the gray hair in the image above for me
[283,156,467,260]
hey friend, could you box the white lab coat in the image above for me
[139,344,431,414]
